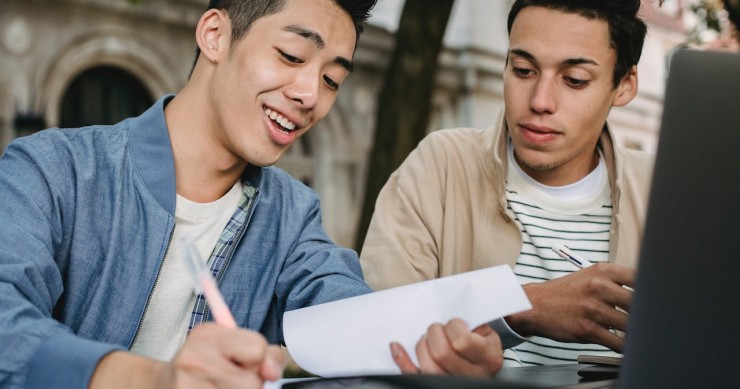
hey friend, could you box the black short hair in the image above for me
[190,0,377,76]
[507,0,647,88]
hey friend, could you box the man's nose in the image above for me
[285,70,320,110]
[529,77,557,114]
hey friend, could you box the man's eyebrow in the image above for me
[284,24,325,48]
[335,56,353,72]
[562,57,599,67]
[509,48,535,61]
[283,24,353,72]
[509,48,599,67]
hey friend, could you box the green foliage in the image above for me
[691,0,725,32]
[679,0,738,45]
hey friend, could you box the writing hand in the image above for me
[506,263,634,352]
[390,319,502,377]
[90,323,284,389]
[163,323,284,388]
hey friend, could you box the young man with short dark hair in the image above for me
[0,1,503,388]
[362,0,653,367]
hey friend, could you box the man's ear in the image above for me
[613,65,638,107]
[195,9,229,64]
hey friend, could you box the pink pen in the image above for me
[180,234,237,328]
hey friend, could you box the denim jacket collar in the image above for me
[127,95,263,215]
[128,95,177,215]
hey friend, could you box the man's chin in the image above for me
[248,160,278,168]
[513,148,555,171]
[247,153,285,168]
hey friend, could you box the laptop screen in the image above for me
[618,49,740,388]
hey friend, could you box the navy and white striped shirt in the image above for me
[503,143,621,366]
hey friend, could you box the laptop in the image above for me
[617,49,740,388]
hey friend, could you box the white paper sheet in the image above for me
[283,265,531,377]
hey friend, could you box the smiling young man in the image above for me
[0,1,504,388]
[361,0,654,367]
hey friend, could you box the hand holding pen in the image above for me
[552,244,634,292]
[89,236,284,389]
[506,244,635,352]
[175,233,284,385]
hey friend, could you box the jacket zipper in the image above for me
[128,223,176,349]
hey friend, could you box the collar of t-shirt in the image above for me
[507,140,610,215]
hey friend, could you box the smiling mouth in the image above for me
[264,108,297,133]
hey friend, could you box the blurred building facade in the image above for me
[0,0,687,247]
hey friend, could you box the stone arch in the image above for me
[39,29,179,128]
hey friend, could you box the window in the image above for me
[60,66,154,128]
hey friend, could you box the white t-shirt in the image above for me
[130,180,243,361]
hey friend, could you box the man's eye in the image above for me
[513,67,534,77]
[324,75,339,90]
[565,77,589,88]
[280,51,304,64]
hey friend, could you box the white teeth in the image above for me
[264,107,297,131]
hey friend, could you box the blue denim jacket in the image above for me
[0,96,372,389]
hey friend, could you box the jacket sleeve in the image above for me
[0,135,122,389]
[273,190,373,342]
[359,132,528,349]
[359,133,448,290]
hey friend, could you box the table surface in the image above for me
[494,363,618,388]
[276,364,619,388]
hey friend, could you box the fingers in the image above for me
[390,342,421,374]
[206,325,270,367]
[578,265,635,330]
[602,263,637,289]
[415,320,503,377]
[415,331,448,375]
[511,264,635,352]
[584,264,636,311]
[562,265,633,351]
[591,325,626,353]
[445,321,502,375]
[260,345,286,381]
[172,323,279,388]
[603,283,633,312]
[580,264,632,297]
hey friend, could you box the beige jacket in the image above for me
[361,112,654,290]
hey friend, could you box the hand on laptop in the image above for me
[506,263,635,352]
[390,318,503,377]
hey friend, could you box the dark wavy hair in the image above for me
[507,0,647,88]
[191,0,377,75]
